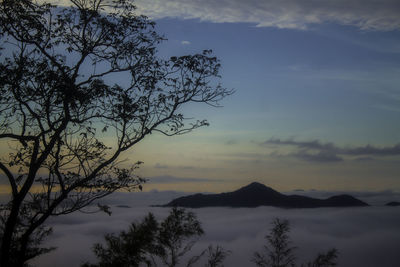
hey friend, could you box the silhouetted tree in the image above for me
[185,244,230,267]
[0,0,232,265]
[83,213,162,267]
[253,218,296,267]
[158,207,204,267]
[301,249,338,267]
[253,219,338,267]
[0,215,55,266]
[204,245,231,267]
[85,208,228,267]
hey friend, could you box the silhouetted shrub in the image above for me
[253,218,338,267]
[84,208,229,267]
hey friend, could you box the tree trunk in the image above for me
[0,196,23,267]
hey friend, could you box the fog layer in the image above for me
[30,191,400,266]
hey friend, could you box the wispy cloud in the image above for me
[372,103,400,113]
[224,139,238,145]
[263,138,400,162]
[147,175,223,184]
[154,163,169,169]
[293,150,343,163]
[134,0,400,31]
[153,164,197,170]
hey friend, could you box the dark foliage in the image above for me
[82,213,161,267]
[301,249,338,267]
[253,219,338,267]
[158,207,204,267]
[253,218,296,267]
[84,208,228,267]
[204,245,231,267]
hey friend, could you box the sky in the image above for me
[112,0,400,193]
[1,0,400,193]
[17,0,399,193]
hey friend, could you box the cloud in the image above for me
[293,150,343,163]
[266,139,337,151]
[224,139,238,145]
[372,104,400,113]
[353,156,375,161]
[133,0,400,31]
[45,0,400,31]
[154,163,200,170]
[344,143,400,156]
[181,40,191,45]
[30,190,400,267]
[147,175,223,184]
[154,163,169,169]
[263,138,400,162]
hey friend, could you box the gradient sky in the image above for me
[3,0,400,193]
[118,0,400,193]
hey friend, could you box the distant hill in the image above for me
[385,201,400,206]
[163,182,369,208]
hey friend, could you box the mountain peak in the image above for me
[235,182,279,194]
[237,182,271,190]
[246,182,267,188]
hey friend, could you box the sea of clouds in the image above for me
[25,189,400,267]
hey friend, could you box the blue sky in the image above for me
[155,19,400,143]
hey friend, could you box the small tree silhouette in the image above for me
[158,208,204,267]
[204,245,231,267]
[301,249,338,267]
[253,218,296,267]
[253,218,338,267]
[84,208,229,267]
[83,213,162,267]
